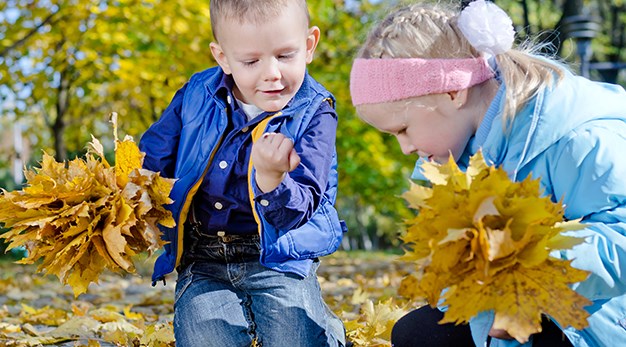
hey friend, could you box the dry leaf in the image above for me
[0,115,175,297]
[344,298,407,347]
[399,151,591,342]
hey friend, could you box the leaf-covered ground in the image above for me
[0,251,416,346]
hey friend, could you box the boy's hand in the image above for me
[251,132,301,193]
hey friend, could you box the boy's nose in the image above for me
[264,59,281,81]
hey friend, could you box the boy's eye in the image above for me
[243,60,258,66]
[278,53,295,60]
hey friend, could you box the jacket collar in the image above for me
[202,66,317,118]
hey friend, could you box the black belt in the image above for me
[187,203,257,243]
[207,231,259,243]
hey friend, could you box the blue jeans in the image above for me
[173,234,345,347]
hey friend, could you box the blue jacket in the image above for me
[463,71,626,346]
[140,67,346,283]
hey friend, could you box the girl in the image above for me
[349,1,626,346]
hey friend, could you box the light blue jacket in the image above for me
[415,70,626,346]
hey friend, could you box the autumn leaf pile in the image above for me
[344,297,406,347]
[398,152,591,342]
[1,303,175,347]
[0,117,175,297]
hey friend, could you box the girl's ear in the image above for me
[447,89,469,109]
[305,26,321,64]
[210,42,232,74]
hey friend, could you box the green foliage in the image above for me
[0,226,26,260]
[0,167,18,192]
[309,0,416,243]
[0,0,215,160]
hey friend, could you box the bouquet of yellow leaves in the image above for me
[0,114,175,297]
[398,152,591,343]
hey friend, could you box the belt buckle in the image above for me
[217,231,233,243]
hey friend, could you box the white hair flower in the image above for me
[457,0,515,56]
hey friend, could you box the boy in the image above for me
[139,0,346,346]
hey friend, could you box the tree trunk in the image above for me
[53,69,71,162]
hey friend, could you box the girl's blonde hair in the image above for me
[358,2,565,125]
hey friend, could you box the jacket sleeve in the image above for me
[138,84,187,178]
[546,121,626,300]
[253,101,338,231]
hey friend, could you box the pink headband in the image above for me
[350,57,495,105]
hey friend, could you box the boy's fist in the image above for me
[251,132,301,192]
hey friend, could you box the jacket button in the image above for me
[242,126,249,132]
[214,202,223,210]
[227,95,232,104]
[260,199,269,207]
[219,161,228,169]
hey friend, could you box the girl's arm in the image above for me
[546,121,626,300]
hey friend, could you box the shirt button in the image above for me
[260,199,270,207]
[219,160,228,169]
[214,202,223,210]
[227,95,232,104]
[242,126,249,132]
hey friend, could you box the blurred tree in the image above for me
[0,0,214,161]
[308,0,415,249]
[1,0,416,249]
[494,0,626,84]
[3,0,623,249]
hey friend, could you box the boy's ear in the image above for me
[305,26,321,64]
[210,42,232,74]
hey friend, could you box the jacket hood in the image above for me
[483,71,626,178]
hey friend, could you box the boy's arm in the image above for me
[252,101,337,231]
[139,84,187,178]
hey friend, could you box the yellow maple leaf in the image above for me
[19,304,69,326]
[399,151,591,342]
[123,305,144,321]
[140,322,175,347]
[0,114,175,297]
[115,137,145,187]
[345,298,407,347]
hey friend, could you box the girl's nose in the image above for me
[397,135,416,155]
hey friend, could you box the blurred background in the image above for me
[1,0,625,255]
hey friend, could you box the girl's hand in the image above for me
[251,132,301,192]
[489,328,514,340]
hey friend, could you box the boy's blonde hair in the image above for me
[358,2,564,125]
[210,0,310,41]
